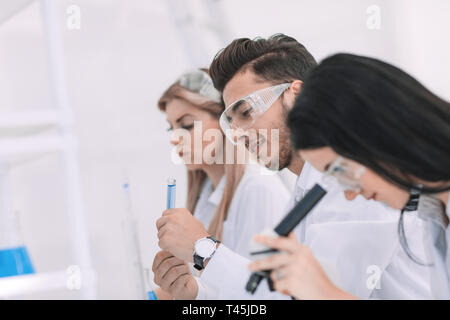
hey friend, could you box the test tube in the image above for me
[166,178,176,209]
[147,177,177,300]
[121,181,147,299]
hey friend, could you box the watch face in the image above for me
[195,238,215,258]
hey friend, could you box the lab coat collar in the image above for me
[207,175,226,206]
[295,162,323,191]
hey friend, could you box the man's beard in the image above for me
[276,124,292,170]
[260,114,292,171]
[254,98,294,171]
[277,99,293,170]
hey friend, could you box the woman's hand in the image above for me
[248,233,356,300]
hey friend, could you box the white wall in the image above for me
[0,0,448,299]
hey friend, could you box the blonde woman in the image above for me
[152,69,291,299]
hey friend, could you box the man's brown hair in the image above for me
[209,33,317,92]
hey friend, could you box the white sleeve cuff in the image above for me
[200,244,288,300]
[200,244,250,294]
[194,276,218,300]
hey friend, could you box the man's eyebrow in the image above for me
[324,162,332,172]
[232,100,245,113]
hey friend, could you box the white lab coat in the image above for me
[415,193,450,299]
[191,164,291,297]
[197,162,434,299]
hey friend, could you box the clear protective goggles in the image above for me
[178,69,222,104]
[322,156,366,192]
[219,83,291,145]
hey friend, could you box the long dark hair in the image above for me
[287,53,450,194]
[287,53,450,265]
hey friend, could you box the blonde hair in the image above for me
[158,75,246,240]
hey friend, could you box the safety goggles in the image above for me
[178,69,222,104]
[219,83,291,145]
[322,156,366,192]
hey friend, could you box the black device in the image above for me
[245,183,328,294]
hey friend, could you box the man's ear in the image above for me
[283,80,303,108]
[290,80,303,96]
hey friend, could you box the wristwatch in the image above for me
[193,236,220,271]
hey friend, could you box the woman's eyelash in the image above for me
[166,124,194,131]
[182,124,194,130]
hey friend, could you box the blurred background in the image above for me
[0,0,448,299]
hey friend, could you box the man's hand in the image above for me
[156,208,209,262]
[152,250,198,300]
[154,288,174,300]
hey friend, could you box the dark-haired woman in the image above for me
[249,53,450,299]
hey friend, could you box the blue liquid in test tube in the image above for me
[148,177,177,300]
[166,178,176,209]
